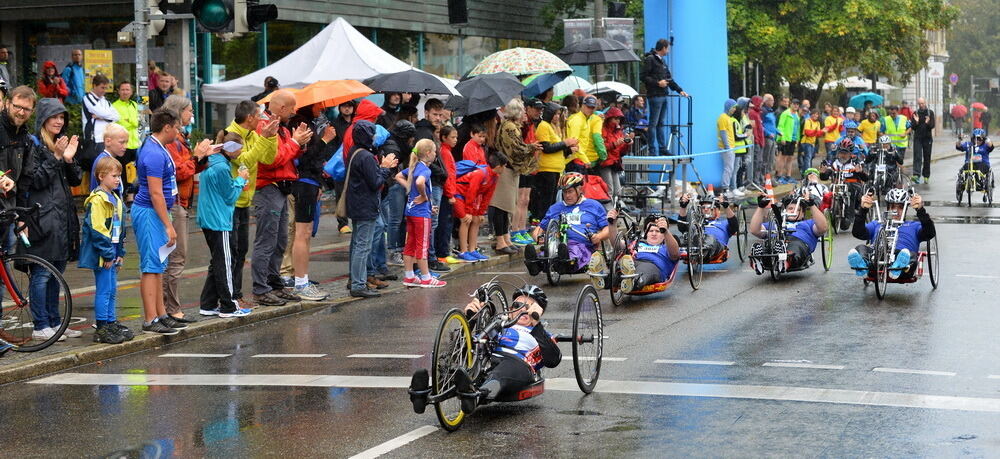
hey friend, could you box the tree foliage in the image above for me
[946,0,1000,100]
[728,0,957,98]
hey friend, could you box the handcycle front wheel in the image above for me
[926,236,939,289]
[821,210,834,272]
[431,309,474,432]
[544,220,562,286]
[3,254,74,352]
[468,284,505,382]
[736,206,749,262]
[687,225,704,291]
[609,257,626,307]
[572,284,604,394]
[873,231,890,300]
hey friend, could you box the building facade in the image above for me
[899,29,948,136]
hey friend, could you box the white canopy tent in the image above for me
[202,17,415,104]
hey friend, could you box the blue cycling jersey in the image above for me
[704,217,731,246]
[763,219,820,252]
[864,220,923,253]
[635,242,675,283]
[538,198,608,246]
[957,141,994,167]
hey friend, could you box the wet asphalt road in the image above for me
[5,152,1000,457]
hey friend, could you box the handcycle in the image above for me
[955,138,995,207]
[413,277,604,431]
[533,213,617,286]
[862,192,940,300]
[748,192,833,280]
[604,213,681,307]
[827,166,855,234]
[867,146,903,198]
[0,204,74,354]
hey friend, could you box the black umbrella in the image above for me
[452,72,524,116]
[557,38,640,65]
[362,69,454,94]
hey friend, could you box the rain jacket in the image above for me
[255,114,302,189]
[61,62,85,105]
[112,97,141,149]
[777,109,800,143]
[748,97,764,147]
[345,121,393,221]
[197,153,248,231]
[78,188,125,270]
[762,106,778,139]
[164,132,204,209]
[341,100,384,164]
[640,50,684,97]
[566,111,605,164]
[228,119,278,208]
[0,109,37,210]
[36,61,69,101]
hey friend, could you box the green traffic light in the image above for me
[193,0,232,31]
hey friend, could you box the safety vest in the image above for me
[882,115,908,148]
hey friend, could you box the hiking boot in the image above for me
[367,276,390,289]
[253,292,287,307]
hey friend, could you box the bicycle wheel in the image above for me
[3,254,74,352]
[686,225,704,290]
[572,284,603,394]
[968,179,973,207]
[926,237,939,289]
[821,210,834,272]
[431,309,474,432]
[545,220,562,286]
[831,197,843,234]
[468,287,502,383]
[873,232,889,300]
[988,174,995,206]
[609,257,626,307]
[956,177,965,206]
[736,206,748,262]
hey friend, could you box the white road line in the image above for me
[987,375,1000,379]
[762,362,845,370]
[348,426,438,459]
[32,373,1000,413]
[563,356,627,362]
[476,271,528,275]
[655,359,736,366]
[955,274,1000,279]
[872,367,956,377]
[348,354,424,359]
[159,353,232,358]
[252,354,327,358]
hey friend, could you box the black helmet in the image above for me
[512,284,548,310]
[0,77,7,97]
[392,119,416,139]
[697,193,715,205]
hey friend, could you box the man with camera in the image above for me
[910,97,936,184]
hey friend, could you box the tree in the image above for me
[728,0,957,100]
[946,0,1000,103]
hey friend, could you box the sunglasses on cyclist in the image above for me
[511,301,531,311]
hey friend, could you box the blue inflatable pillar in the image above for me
[644,0,729,187]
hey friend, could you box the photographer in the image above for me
[36,61,69,102]
[599,107,631,202]
[910,97,935,184]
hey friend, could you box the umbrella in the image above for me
[557,37,640,65]
[553,75,592,100]
[848,92,884,110]
[258,80,373,109]
[587,81,638,98]
[362,69,458,95]
[452,72,524,116]
[467,48,572,78]
[521,71,571,98]
[972,102,988,111]
[951,104,968,119]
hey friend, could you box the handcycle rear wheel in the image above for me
[572,284,604,394]
[431,309,474,432]
[926,236,939,289]
[873,231,890,300]
[821,210,834,272]
[736,205,749,262]
[609,257,626,307]
[545,220,562,286]
[2,254,74,352]
[687,225,704,290]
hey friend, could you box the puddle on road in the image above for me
[931,216,1000,225]
[558,409,603,416]
[924,201,1000,208]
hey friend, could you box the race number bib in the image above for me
[876,164,887,172]
[566,212,582,225]
[973,155,983,162]
[638,243,660,253]
[784,222,798,232]
[170,175,178,196]
[111,218,122,244]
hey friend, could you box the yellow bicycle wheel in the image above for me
[431,309,474,432]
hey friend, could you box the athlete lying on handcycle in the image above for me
[615,215,681,294]
[749,191,829,274]
[956,128,993,189]
[524,172,611,276]
[848,189,935,280]
[676,192,738,262]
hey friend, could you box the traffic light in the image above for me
[244,0,277,32]
[192,0,235,33]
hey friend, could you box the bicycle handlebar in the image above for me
[0,203,40,222]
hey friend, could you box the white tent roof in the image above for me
[202,17,412,104]
[587,81,638,97]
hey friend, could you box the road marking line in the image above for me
[32,373,1000,413]
[348,354,424,359]
[987,375,1000,379]
[655,359,736,366]
[955,274,1000,279]
[563,356,626,362]
[762,362,845,370]
[348,425,438,459]
[252,354,327,358]
[159,353,232,358]
[872,367,956,377]
[476,271,528,275]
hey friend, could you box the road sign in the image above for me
[927,61,944,79]
[949,73,959,85]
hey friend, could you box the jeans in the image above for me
[734,153,750,189]
[428,185,444,259]
[647,95,669,155]
[350,218,377,291]
[368,200,388,275]
[434,196,454,259]
[386,183,407,253]
[720,149,735,190]
[29,259,67,331]
[799,143,816,173]
[93,267,118,322]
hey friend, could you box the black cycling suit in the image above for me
[474,321,561,404]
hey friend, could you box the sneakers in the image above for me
[272,288,301,302]
[524,244,542,276]
[281,276,294,288]
[219,308,252,318]
[142,321,179,335]
[889,249,911,279]
[159,316,188,330]
[847,249,869,277]
[420,277,447,288]
[923,176,930,184]
[294,283,329,301]
[253,292,287,307]
[350,288,382,298]
[511,231,533,245]
[200,308,221,316]
[459,252,480,263]
[403,276,422,287]
[619,254,636,294]
[732,187,747,198]
[911,175,921,184]
[587,251,607,289]
[443,256,464,264]
[93,324,125,344]
[31,327,66,342]
[339,225,352,234]
[471,250,489,261]
[110,322,135,341]
[428,259,452,273]
[388,252,404,266]
[62,328,83,338]
[168,314,198,324]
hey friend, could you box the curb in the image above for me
[0,251,520,385]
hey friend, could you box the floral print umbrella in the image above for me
[467,48,573,78]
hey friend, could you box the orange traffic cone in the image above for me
[706,183,715,197]
[764,174,775,201]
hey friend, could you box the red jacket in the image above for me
[441,143,458,198]
[453,166,496,218]
[341,99,384,163]
[463,140,487,165]
[164,133,207,208]
[600,125,627,167]
[748,98,765,147]
[255,115,302,188]
[37,61,69,101]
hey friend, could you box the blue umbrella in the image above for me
[849,92,883,110]
[521,71,571,98]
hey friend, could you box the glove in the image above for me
[801,197,816,208]
[679,197,690,208]
[758,196,771,208]
[719,200,730,209]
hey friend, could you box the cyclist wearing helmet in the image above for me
[615,214,681,293]
[834,120,868,158]
[408,285,561,415]
[865,134,904,181]
[801,168,830,211]
[821,139,868,229]
[748,190,828,274]
[525,172,611,275]
[955,128,993,188]
[848,189,935,279]
[676,192,738,261]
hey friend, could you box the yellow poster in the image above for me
[83,49,114,92]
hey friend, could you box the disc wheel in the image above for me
[609,257,626,307]
[686,225,704,290]
[431,309,474,432]
[545,220,562,286]
[736,206,749,262]
[572,284,604,394]
[873,232,890,300]
[926,237,939,289]
[3,254,74,352]
[821,210,834,272]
